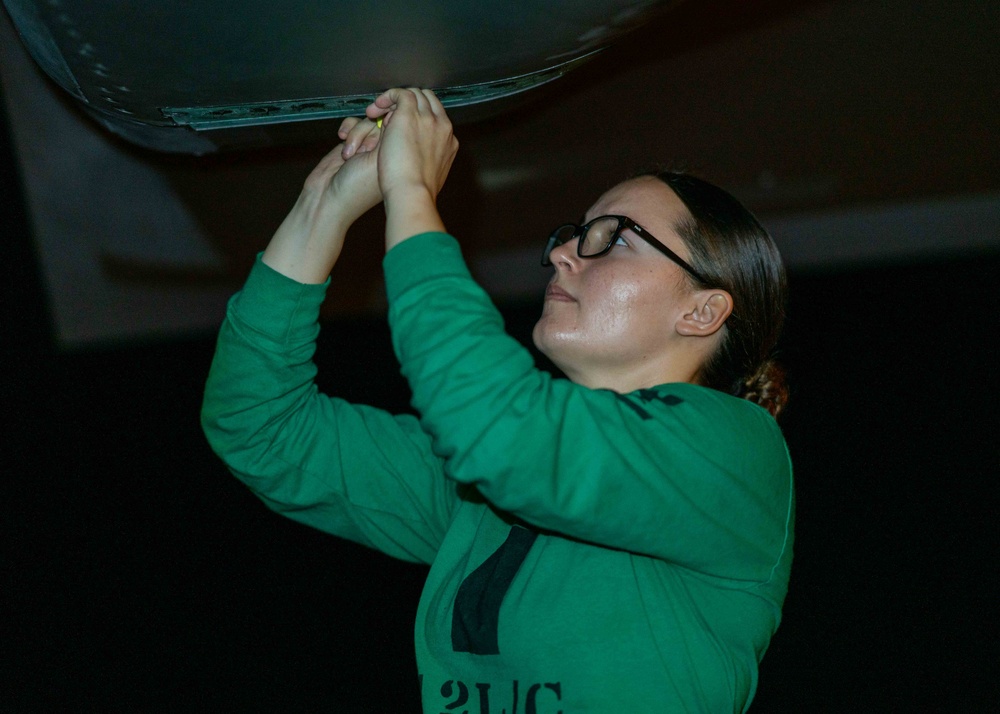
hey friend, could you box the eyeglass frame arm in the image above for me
[541,214,710,285]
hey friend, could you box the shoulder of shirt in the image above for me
[609,381,783,437]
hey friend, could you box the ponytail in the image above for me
[739,359,789,419]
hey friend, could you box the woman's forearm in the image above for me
[261,188,351,284]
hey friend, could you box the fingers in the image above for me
[368,87,408,116]
[407,87,431,113]
[419,88,446,117]
[337,116,359,139]
[367,87,433,121]
[338,84,442,163]
[339,116,382,160]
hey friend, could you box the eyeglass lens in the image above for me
[578,217,620,256]
[548,217,622,259]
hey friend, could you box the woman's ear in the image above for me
[676,290,733,337]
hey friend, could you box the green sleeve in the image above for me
[385,233,793,583]
[201,254,458,565]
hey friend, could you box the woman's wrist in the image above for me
[384,184,446,252]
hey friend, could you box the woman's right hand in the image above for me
[261,117,384,283]
[306,116,384,228]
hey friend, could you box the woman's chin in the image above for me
[532,326,578,376]
[531,318,564,359]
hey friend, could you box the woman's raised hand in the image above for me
[366,88,458,201]
[365,88,458,249]
[262,87,459,280]
[337,115,382,161]
[260,117,383,283]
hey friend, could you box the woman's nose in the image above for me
[548,237,581,270]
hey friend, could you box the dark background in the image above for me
[3,83,998,713]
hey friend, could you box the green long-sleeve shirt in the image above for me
[202,232,794,712]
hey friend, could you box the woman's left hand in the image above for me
[366,88,458,228]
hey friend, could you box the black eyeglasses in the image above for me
[541,214,709,284]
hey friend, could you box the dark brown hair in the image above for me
[647,171,789,419]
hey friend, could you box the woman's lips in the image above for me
[545,284,576,302]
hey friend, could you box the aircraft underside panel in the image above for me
[2,0,677,152]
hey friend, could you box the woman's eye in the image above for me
[613,235,629,247]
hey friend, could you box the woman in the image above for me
[202,88,794,712]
